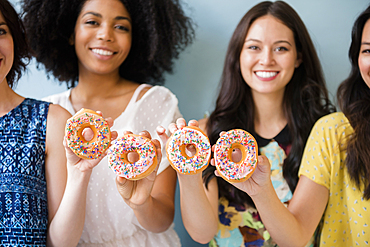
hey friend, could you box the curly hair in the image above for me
[21,0,195,88]
[1,0,30,88]
[337,5,370,200]
[203,1,335,206]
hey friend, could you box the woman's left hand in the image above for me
[115,130,162,209]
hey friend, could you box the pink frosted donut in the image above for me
[166,126,211,174]
[65,108,111,159]
[214,129,258,182]
[108,134,157,180]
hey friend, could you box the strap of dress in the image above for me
[124,83,152,113]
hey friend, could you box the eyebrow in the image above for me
[82,12,131,23]
[0,22,6,26]
[245,39,292,46]
[361,42,370,45]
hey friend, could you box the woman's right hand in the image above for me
[64,113,118,173]
[156,118,201,177]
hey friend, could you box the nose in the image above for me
[96,25,114,42]
[259,49,275,66]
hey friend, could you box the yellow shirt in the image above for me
[299,112,370,246]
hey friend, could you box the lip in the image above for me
[254,71,279,81]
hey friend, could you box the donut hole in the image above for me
[180,144,198,159]
[77,124,97,143]
[82,127,94,142]
[231,148,242,163]
[127,151,140,163]
[228,143,245,164]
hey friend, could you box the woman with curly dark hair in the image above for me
[159,1,334,246]
[21,0,194,246]
[223,4,370,246]
[0,0,119,246]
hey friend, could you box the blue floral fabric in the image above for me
[0,98,49,246]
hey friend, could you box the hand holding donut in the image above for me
[158,118,211,175]
[64,110,118,173]
[113,130,162,208]
[214,129,258,182]
[212,154,272,196]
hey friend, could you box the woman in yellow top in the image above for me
[222,4,370,246]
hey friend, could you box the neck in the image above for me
[73,70,132,100]
[252,91,287,139]
[0,79,24,117]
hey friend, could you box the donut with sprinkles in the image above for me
[214,129,257,183]
[166,126,211,174]
[65,108,111,159]
[108,134,157,180]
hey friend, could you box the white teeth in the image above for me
[255,71,278,78]
[92,49,113,56]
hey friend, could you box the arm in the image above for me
[157,118,219,243]
[227,155,329,247]
[45,104,86,246]
[45,105,116,246]
[115,131,178,233]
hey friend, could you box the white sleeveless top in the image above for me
[43,84,182,246]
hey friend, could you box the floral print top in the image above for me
[210,126,301,247]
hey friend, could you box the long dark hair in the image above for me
[337,5,370,200]
[204,1,335,206]
[0,0,30,88]
[21,0,195,88]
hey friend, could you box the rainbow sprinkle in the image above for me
[214,129,257,181]
[107,134,156,179]
[166,127,211,174]
[65,110,111,159]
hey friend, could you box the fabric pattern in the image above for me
[211,127,294,247]
[299,112,370,246]
[43,85,182,247]
[0,98,49,246]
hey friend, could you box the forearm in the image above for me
[251,182,311,247]
[178,174,218,244]
[47,168,91,247]
[132,192,175,233]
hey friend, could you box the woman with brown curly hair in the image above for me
[22,0,195,245]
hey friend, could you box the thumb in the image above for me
[116,176,134,200]
[156,125,169,144]
[256,155,271,174]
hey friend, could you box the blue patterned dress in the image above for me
[0,98,50,246]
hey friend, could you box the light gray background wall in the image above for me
[9,0,369,246]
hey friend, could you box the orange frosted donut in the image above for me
[108,134,157,180]
[166,126,211,174]
[214,129,258,183]
[65,108,111,159]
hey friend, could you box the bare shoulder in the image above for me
[47,104,72,127]
[136,85,152,101]
[198,118,208,133]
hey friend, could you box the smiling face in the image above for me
[74,0,132,77]
[239,15,301,98]
[0,11,13,86]
[359,19,370,88]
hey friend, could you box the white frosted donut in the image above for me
[214,129,258,182]
[65,108,111,159]
[166,126,211,174]
[108,134,157,180]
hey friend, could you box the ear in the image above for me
[69,33,75,45]
[295,52,302,68]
